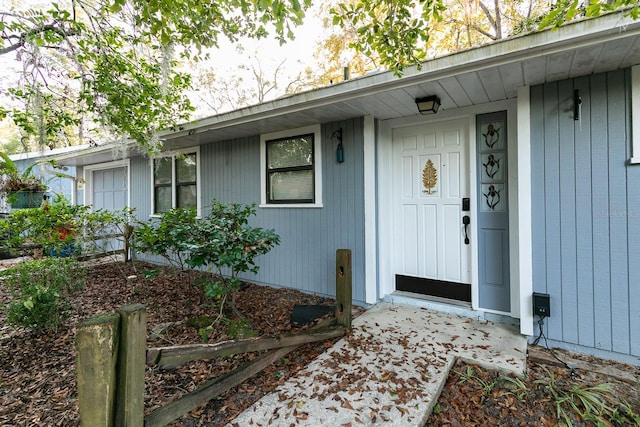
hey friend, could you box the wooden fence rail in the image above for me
[75,249,352,426]
[11,229,132,262]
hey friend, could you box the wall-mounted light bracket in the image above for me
[573,89,582,121]
[331,129,344,163]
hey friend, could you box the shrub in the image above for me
[186,201,280,319]
[132,206,199,270]
[2,258,86,332]
[4,197,90,255]
[3,196,134,261]
[133,200,280,321]
[6,285,67,332]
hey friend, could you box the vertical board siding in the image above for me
[132,119,367,304]
[573,76,595,348]
[558,80,578,345]
[629,140,640,357]
[590,73,613,352]
[130,157,152,219]
[607,74,630,355]
[542,83,563,342]
[530,85,548,313]
[531,69,637,357]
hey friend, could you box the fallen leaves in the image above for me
[0,260,340,427]
[429,358,640,427]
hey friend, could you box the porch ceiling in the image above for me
[57,11,640,166]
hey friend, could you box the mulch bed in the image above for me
[431,355,640,427]
[1,258,639,426]
[0,259,341,426]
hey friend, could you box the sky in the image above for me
[187,3,327,114]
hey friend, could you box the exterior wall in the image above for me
[130,118,368,305]
[530,69,640,360]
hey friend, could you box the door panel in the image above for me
[476,111,510,312]
[393,120,471,298]
[93,167,127,211]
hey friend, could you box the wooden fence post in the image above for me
[115,304,146,426]
[336,249,352,328]
[123,224,134,262]
[76,313,121,427]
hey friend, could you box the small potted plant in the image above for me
[0,152,48,209]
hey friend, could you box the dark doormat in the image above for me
[290,304,334,326]
[396,274,471,302]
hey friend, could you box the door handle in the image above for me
[462,215,470,245]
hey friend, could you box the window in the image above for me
[261,125,322,207]
[152,149,199,214]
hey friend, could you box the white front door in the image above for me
[392,119,471,295]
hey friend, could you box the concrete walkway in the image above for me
[226,302,527,427]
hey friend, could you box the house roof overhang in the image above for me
[56,10,640,166]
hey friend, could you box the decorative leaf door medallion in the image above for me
[422,159,438,195]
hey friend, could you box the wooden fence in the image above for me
[75,249,353,427]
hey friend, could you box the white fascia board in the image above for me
[9,144,92,161]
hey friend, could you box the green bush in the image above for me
[6,285,67,332]
[132,207,198,270]
[3,196,134,261]
[2,258,86,332]
[4,197,91,255]
[133,200,280,320]
[186,201,280,318]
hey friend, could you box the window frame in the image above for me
[260,125,323,208]
[150,147,201,216]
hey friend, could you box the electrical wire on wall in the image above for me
[532,316,577,376]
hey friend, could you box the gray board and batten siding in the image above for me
[130,118,368,305]
[530,68,640,359]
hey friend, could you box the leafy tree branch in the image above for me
[0,0,311,152]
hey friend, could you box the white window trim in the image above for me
[631,65,640,165]
[149,146,202,217]
[260,124,323,208]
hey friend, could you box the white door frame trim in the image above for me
[363,115,378,304]
[517,86,534,336]
[83,159,131,209]
[377,99,520,318]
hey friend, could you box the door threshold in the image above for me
[385,291,480,320]
[392,290,472,308]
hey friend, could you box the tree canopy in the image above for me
[0,0,310,152]
[330,0,639,75]
[0,0,638,153]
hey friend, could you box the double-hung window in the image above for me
[152,149,199,214]
[261,125,322,207]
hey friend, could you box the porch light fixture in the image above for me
[415,96,441,115]
[331,128,344,163]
